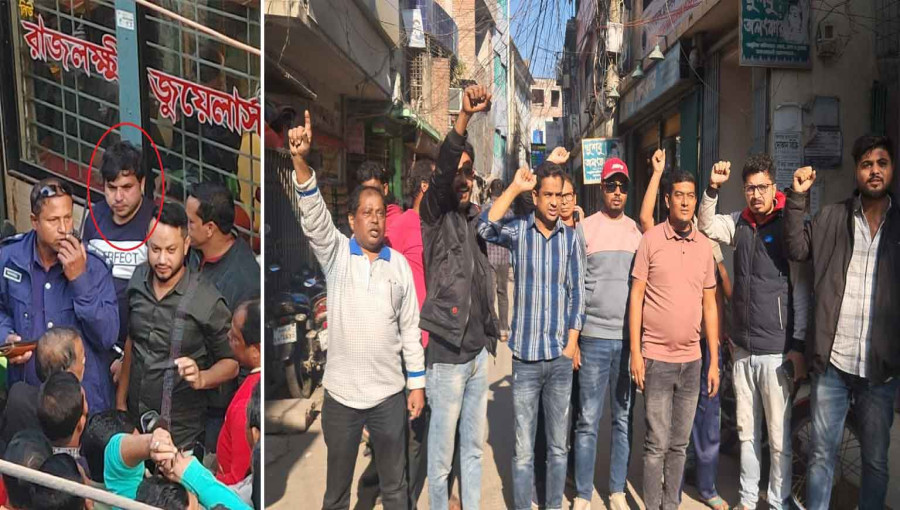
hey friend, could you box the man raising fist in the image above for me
[698,154,810,510]
[478,162,585,510]
[419,83,498,510]
[785,136,900,509]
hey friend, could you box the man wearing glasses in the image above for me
[570,158,642,510]
[697,154,809,510]
[0,178,119,414]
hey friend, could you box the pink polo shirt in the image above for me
[385,208,429,348]
[632,220,716,363]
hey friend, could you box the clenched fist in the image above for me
[709,161,732,190]
[792,166,816,193]
[462,85,492,115]
[547,147,570,165]
[512,167,536,193]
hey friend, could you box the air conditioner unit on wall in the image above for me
[448,88,462,113]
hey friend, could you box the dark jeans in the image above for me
[356,403,430,509]
[643,358,701,510]
[322,391,408,510]
[491,261,510,333]
[807,363,899,510]
[512,355,573,510]
[682,337,721,501]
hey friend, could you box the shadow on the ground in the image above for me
[487,373,515,509]
[264,430,322,507]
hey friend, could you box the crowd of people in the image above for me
[289,83,899,510]
[0,140,261,509]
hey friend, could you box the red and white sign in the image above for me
[20,14,260,135]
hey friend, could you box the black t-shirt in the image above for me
[82,199,157,346]
[190,238,260,312]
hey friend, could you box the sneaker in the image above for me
[609,493,628,510]
[573,497,591,510]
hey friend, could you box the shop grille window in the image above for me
[142,0,261,248]
[10,1,121,189]
[6,0,261,249]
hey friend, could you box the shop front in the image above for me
[618,40,696,223]
[0,0,261,247]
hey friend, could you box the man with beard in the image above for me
[698,154,810,510]
[0,178,119,413]
[785,135,900,509]
[571,158,642,510]
[82,141,156,387]
[479,162,585,510]
[420,84,499,510]
[288,111,425,510]
[117,202,237,448]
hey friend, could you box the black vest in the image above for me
[730,211,793,354]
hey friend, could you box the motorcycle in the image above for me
[264,264,327,400]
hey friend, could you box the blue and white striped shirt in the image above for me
[478,209,586,361]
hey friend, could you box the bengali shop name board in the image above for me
[21,14,261,135]
[740,0,811,68]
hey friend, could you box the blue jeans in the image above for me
[574,337,633,498]
[807,363,899,510]
[426,349,489,510]
[513,355,573,510]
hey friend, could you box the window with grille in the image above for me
[5,0,261,248]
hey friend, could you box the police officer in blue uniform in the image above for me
[0,178,119,413]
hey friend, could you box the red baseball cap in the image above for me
[602,158,629,181]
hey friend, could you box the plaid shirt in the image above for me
[477,209,586,361]
[485,200,513,266]
[830,195,891,377]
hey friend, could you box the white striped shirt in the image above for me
[293,171,425,410]
[831,196,891,377]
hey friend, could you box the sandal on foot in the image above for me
[702,495,729,510]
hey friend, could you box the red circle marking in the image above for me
[86,122,166,252]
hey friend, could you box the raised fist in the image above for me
[710,161,731,189]
[462,85,492,115]
[792,166,816,193]
[547,147,570,165]
[513,167,536,193]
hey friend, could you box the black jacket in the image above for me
[419,130,499,354]
[784,189,900,383]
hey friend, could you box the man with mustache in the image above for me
[698,154,810,510]
[0,178,119,414]
[420,84,499,510]
[571,158,642,510]
[478,162,585,510]
[629,171,720,510]
[117,202,237,448]
[784,135,900,509]
[288,112,425,510]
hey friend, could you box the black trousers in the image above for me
[356,403,430,509]
[322,391,409,510]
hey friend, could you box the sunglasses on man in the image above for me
[602,180,629,193]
